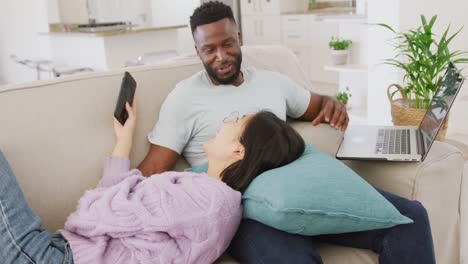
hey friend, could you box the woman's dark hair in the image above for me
[190,1,236,34]
[221,111,305,193]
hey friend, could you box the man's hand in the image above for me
[311,96,349,131]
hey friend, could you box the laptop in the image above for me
[336,63,464,162]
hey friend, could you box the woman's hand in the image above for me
[113,97,137,141]
[112,97,137,158]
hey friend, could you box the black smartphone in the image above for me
[114,72,137,125]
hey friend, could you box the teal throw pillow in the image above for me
[187,144,413,235]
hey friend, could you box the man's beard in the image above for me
[204,51,243,85]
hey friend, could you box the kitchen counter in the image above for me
[42,24,187,37]
[282,7,363,16]
[40,23,183,70]
[281,7,366,22]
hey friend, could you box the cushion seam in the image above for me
[243,197,411,224]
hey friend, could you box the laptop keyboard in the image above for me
[375,129,411,154]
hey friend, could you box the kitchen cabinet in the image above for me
[259,0,281,15]
[240,0,281,15]
[242,16,281,45]
[240,0,305,45]
[90,0,151,25]
[58,0,152,25]
[280,14,338,84]
[241,0,307,15]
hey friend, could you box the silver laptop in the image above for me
[336,63,464,162]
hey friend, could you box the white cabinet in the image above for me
[241,0,308,15]
[240,0,258,15]
[258,0,281,15]
[280,15,338,84]
[240,0,282,15]
[282,31,307,45]
[87,0,152,25]
[240,0,305,45]
[281,15,307,32]
[242,16,281,44]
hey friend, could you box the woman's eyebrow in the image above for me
[236,115,246,123]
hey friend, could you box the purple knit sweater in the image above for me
[59,156,242,264]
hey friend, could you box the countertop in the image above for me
[281,7,366,20]
[42,24,187,37]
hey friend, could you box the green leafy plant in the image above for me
[336,87,352,105]
[378,15,468,109]
[329,37,352,50]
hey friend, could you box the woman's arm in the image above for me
[96,98,139,188]
[112,97,137,158]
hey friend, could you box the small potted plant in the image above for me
[329,36,352,65]
[379,15,468,140]
[336,87,352,107]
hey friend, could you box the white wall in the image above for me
[399,0,468,98]
[399,0,468,136]
[367,0,468,126]
[46,0,61,23]
[151,0,199,27]
[0,0,53,85]
[0,41,5,85]
[151,0,200,55]
[367,0,400,125]
[57,0,88,23]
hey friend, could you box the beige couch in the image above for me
[0,45,466,264]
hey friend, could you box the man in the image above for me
[138,2,435,264]
[138,4,348,175]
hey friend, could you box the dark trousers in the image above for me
[228,188,436,264]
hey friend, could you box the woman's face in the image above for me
[204,113,254,165]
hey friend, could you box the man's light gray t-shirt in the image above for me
[148,67,311,166]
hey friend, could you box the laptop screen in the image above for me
[419,63,464,157]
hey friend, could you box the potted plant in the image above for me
[329,36,352,65]
[379,15,468,140]
[336,87,352,107]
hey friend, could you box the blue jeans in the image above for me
[228,188,436,264]
[0,151,73,264]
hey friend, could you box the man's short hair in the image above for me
[190,1,236,34]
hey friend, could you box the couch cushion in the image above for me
[214,244,379,264]
[189,144,412,235]
[242,144,412,235]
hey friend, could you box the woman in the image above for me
[0,99,305,264]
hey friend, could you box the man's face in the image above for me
[193,18,242,85]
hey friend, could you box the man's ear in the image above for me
[194,45,200,57]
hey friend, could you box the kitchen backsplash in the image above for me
[314,0,355,9]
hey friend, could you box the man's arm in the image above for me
[138,144,179,176]
[298,93,349,132]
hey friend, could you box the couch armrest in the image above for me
[289,121,343,156]
[461,161,468,264]
[288,121,464,263]
[343,142,464,264]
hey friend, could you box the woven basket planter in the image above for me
[387,84,448,141]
